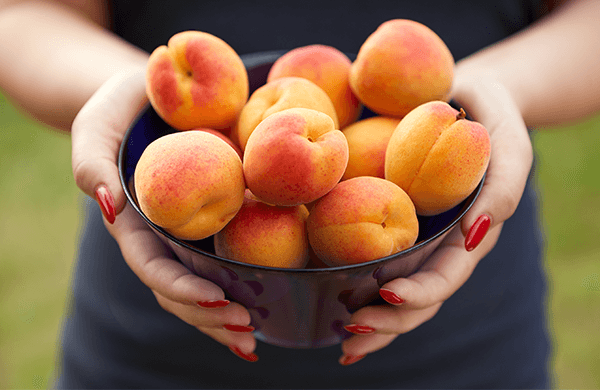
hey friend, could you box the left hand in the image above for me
[71,69,258,362]
[337,71,534,365]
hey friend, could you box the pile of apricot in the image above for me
[135,19,490,269]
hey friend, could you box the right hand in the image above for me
[338,72,533,365]
[70,68,258,362]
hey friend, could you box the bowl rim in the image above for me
[118,54,485,274]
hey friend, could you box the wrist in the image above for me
[452,64,526,126]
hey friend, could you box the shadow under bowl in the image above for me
[118,51,484,349]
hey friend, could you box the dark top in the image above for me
[55,1,551,388]
[111,0,543,62]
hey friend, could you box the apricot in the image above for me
[385,101,491,216]
[349,19,454,118]
[267,45,362,129]
[146,30,249,131]
[134,131,245,240]
[196,128,243,160]
[307,176,419,266]
[243,107,348,206]
[232,76,339,151]
[214,189,310,269]
[341,115,401,180]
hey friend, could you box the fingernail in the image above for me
[344,324,376,335]
[339,354,366,366]
[197,299,230,309]
[465,214,491,252]
[223,324,255,333]
[229,345,259,362]
[95,185,116,224]
[380,288,404,305]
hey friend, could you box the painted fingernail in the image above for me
[95,185,116,224]
[344,324,376,335]
[223,324,255,333]
[380,288,404,305]
[339,354,366,366]
[229,345,259,362]
[465,214,491,252]
[197,299,230,309]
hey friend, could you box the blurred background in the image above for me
[1,89,599,389]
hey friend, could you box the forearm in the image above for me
[0,0,148,131]
[455,0,600,128]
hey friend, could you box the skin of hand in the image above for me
[4,0,599,367]
[338,73,532,364]
[70,69,258,361]
[72,62,528,369]
[339,0,600,365]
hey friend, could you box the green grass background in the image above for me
[1,91,599,389]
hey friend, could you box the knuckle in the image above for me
[72,158,91,192]
[70,110,86,134]
[153,292,172,312]
[516,134,534,165]
[498,188,521,220]
[399,305,442,334]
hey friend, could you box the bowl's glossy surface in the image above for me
[118,51,483,349]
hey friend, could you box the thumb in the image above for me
[71,68,148,223]
[452,77,533,251]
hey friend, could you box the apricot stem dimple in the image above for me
[381,221,387,229]
[456,108,467,120]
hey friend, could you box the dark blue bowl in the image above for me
[118,51,483,349]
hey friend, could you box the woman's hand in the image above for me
[70,69,258,362]
[338,71,534,365]
[338,0,600,366]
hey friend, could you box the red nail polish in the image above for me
[197,300,230,308]
[340,354,366,366]
[95,185,116,224]
[465,214,491,252]
[229,345,259,362]
[344,324,376,335]
[223,324,255,333]
[380,288,404,305]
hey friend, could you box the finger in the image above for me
[202,327,258,362]
[339,334,395,366]
[71,68,148,223]
[346,302,443,336]
[200,327,258,362]
[340,303,441,362]
[378,223,502,310]
[153,292,253,331]
[162,297,258,362]
[153,295,258,362]
[451,77,533,251]
[109,204,232,307]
